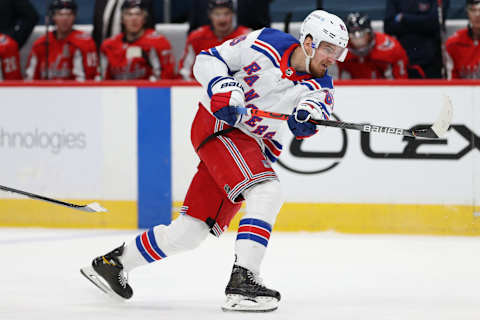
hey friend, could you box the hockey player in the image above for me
[338,12,409,79]
[100,0,175,80]
[81,10,348,312]
[178,0,250,81]
[0,33,22,80]
[25,0,98,81]
[446,0,480,79]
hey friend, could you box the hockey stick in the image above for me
[0,184,108,213]
[283,12,292,34]
[235,94,453,139]
[437,0,448,79]
[45,0,50,80]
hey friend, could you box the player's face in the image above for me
[467,4,480,29]
[349,30,370,50]
[209,7,233,34]
[309,42,343,77]
[123,8,146,34]
[53,9,75,33]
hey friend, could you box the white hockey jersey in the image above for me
[193,28,335,162]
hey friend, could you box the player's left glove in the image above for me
[287,108,319,139]
[209,76,245,126]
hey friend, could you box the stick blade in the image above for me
[413,94,453,139]
[82,202,108,213]
[431,94,453,138]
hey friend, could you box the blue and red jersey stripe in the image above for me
[263,138,282,163]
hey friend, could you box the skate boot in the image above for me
[80,244,133,300]
[222,265,281,312]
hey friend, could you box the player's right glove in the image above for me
[287,108,319,139]
[209,76,245,126]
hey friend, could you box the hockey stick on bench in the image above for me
[0,184,108,213]
[236,94,453,139]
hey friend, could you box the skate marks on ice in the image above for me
[1,228,480,320]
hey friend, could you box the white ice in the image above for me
[1,228,479,320]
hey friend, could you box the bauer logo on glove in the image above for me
[209,76,246,127]
[221,81,244,90]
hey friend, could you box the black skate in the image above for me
[222,265,281,312]
[80,244,133,300]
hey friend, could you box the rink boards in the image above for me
[0,81,479,235]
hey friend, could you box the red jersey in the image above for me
[100,29,175,80]
[0,34,22,80]
[338,32,408,79]
[26,30,98,80]
[446,28,480,79]
[178,25,250,80]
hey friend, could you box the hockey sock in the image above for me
[119,214,210,272]
[234,180,283,274]
[235,218,271,274]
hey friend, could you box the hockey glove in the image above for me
[209,77,245,126]
[287,108,319,139]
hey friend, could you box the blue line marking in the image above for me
[137,87,172,228]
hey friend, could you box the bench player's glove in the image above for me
[209,77,245,126]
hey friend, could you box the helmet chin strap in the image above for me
[301,43,316,74]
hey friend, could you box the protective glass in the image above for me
[316,42,348,62]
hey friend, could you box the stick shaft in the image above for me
[243,108,427,138]
[437,0,447,79]
[0,184,97,212]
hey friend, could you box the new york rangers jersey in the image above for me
[178,25,250,81]
[193,28,335,162]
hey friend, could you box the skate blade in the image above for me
[80,266,127,302]
[221,294,278,312]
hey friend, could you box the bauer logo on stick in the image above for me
[363,125,404,135]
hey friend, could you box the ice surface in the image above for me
[1,228,479,320]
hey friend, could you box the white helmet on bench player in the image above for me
[299,10,349,73]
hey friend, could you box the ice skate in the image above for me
[80,244,133,300]
[222,265,281,312]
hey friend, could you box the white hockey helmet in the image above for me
[299,10,349,72]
